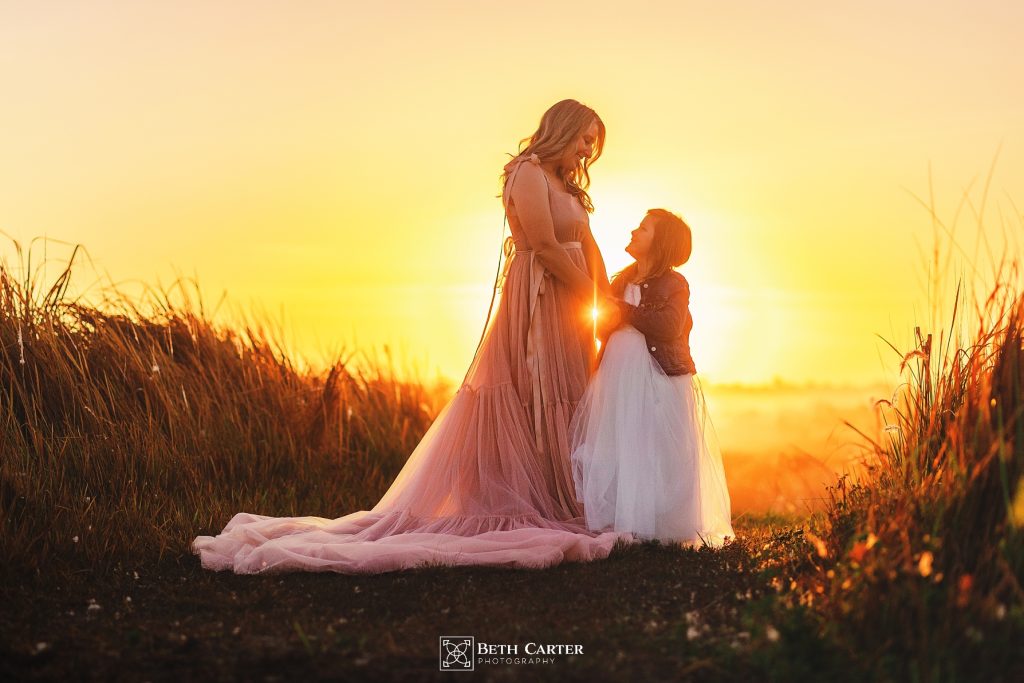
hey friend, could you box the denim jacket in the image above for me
[599,269,697,376]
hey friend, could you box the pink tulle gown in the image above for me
[191,155,632,574]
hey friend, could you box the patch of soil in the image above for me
[1,517,797,682]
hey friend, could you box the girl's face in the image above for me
[559,119,599,173]
[626,215,656,259]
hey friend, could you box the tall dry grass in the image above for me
[0,238,449,587]
[783,195,1024,678]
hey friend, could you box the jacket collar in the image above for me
[611,267,679,296]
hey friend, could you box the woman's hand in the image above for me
[594,295,623,339]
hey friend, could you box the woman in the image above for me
[192,99,632,574]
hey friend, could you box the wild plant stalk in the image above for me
[0,237,448,587]
[789,185,1024,679]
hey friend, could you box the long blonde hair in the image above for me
[500,99,605,213]
[611,209,693,294]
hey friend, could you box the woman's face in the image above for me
[625,215,656,260]
[560,118,600,173]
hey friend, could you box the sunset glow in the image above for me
[1,1,1022,387]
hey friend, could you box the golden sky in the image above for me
[2,1,1022,386]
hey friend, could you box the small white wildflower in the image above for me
[766,625,780,642]
[686,626,700,640]
[684,610,699,625]
[87,603,101,612]
[72,535,79,543]
[132,571,139,580]
[124,596,132,603]
[34,642,49,654]
[232,626,241,635]
[354,586,361,593]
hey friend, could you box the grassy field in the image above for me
[2,239,1022,681]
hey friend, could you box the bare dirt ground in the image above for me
[2,515,826,682]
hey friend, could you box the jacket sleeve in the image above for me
[613,282,689,341]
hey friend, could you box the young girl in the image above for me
[569,208,735,548]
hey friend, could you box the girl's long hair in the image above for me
[611,209,693,294]
[500,99,605,213]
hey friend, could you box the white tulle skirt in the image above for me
[569,323,735,548]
